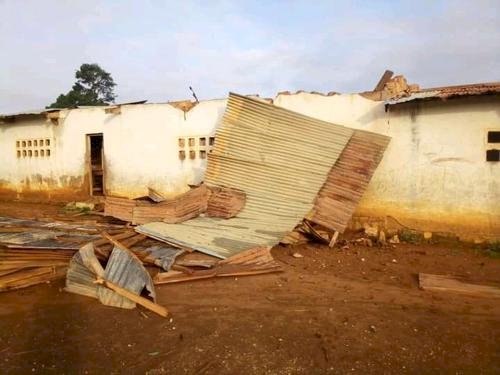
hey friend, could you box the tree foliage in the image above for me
[47,63,117,108]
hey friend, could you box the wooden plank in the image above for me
[328,231,339,248]
[419,273,500,299]
[93,230,135,247]
[100,232,142,262]
[94,278,168,317]
[148,187,166,203]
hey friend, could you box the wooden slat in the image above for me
[419,273,500,298]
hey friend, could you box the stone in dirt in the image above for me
[292,252,304,258]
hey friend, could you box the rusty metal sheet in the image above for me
[65,251,99,299]
[138,93,354,258]
[0,230,60,244]
[66,243,156,310]
[307,130,391,233]
[97,246,156,309]
[141,245,184,271]
[386,82,500,105]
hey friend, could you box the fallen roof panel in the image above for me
[137,93,354,258]
[386,82,500,105]
[307,129,391,233]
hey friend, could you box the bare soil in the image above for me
[0,200,499,374]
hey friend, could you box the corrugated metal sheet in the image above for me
[137,93,354,258]
[97,246,156,309]
[307,130,391,232]
[386,82,500,105]
[65,243,156,309]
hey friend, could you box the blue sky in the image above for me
[0,0,499,112]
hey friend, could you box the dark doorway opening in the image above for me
[87,134,104,196]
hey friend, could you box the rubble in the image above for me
[105,184,246,225]
[0,217,107,292]
[0,92,391,320]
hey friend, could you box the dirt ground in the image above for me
[0,201,499,374]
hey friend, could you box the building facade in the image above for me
[1,81,499,240]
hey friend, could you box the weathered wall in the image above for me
[275,93,500,240]
[103,100,226,198]
[0,113,93,201]
[0,99,226,201]
[1,92,499,239]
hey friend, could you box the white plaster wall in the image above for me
[0,111,100,197]
[275,92,500,238]
[103,99,226,198]
[0,99,227,200]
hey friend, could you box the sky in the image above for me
[0,0,499,113]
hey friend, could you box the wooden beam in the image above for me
[94,277,169,317]
[419,273,500,298]
[328,231,339,248]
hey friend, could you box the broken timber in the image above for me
[419,273,500,299]
[154,246,282,284]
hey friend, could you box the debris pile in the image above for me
[105,184,246,225]
[1,93,391,318]
[0,216,107,292]
[64,230,282,316]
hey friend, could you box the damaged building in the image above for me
[0,73,499,241]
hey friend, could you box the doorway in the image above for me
[87,134,104,196]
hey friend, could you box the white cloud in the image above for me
[0,0,498,113]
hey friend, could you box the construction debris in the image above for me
[0,217,110,292]
[206,186,246,218]
[137,93,390,259]
[66,237,168,317]
[104,184,212,225]
[419,273,500,298]
[148,187,166,203]
[154,246,282,284]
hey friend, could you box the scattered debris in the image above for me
[419,273,500,298]
[0,216,113,292]
[148,187,166,203]
[205,186,246,218]
[106,184,246,225]
[66,238,168,317]
[154,246,283,284]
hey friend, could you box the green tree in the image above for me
[47,63,117,108]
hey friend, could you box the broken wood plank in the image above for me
[93,230,135,247]
[329,231,339,248]
[122,234,147,248]
[100,232,142,262]
[419,273,500,299]
[155,246,283,285]
[95,278,168,317]
[148,187,166,203]
[0,266,67,292]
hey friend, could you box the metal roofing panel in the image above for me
[386,82,500,105]
[308,129,391,233]
[97,246,156,309]
[137,93,354,258]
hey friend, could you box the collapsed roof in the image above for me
[137,93,390,258]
